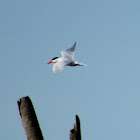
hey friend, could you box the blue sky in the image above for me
[1,0,140,139]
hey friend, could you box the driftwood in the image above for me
[17,96,82,140]
[17,96,44,140]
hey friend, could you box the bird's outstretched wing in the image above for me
[61,42,76,60]
[52,59,66,74]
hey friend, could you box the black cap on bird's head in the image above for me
[47,57,59,64]
[52,57,59,60]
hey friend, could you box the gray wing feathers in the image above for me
[66,42,76,52]
[61,42,76,59]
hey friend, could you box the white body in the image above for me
[50,42,87,73]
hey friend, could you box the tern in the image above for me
[47,42,87,74]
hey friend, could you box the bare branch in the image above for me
[17,96,44,140]
[70,115,81,140]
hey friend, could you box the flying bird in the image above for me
[47,42,87,74]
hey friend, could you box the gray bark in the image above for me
[17,96,44,140]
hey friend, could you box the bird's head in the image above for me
[47,57,59,64]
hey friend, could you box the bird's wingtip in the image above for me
[74,42,76,45]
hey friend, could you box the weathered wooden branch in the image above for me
[18,96,82,140]
[17,96,44,140]
[70,115,81,140]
